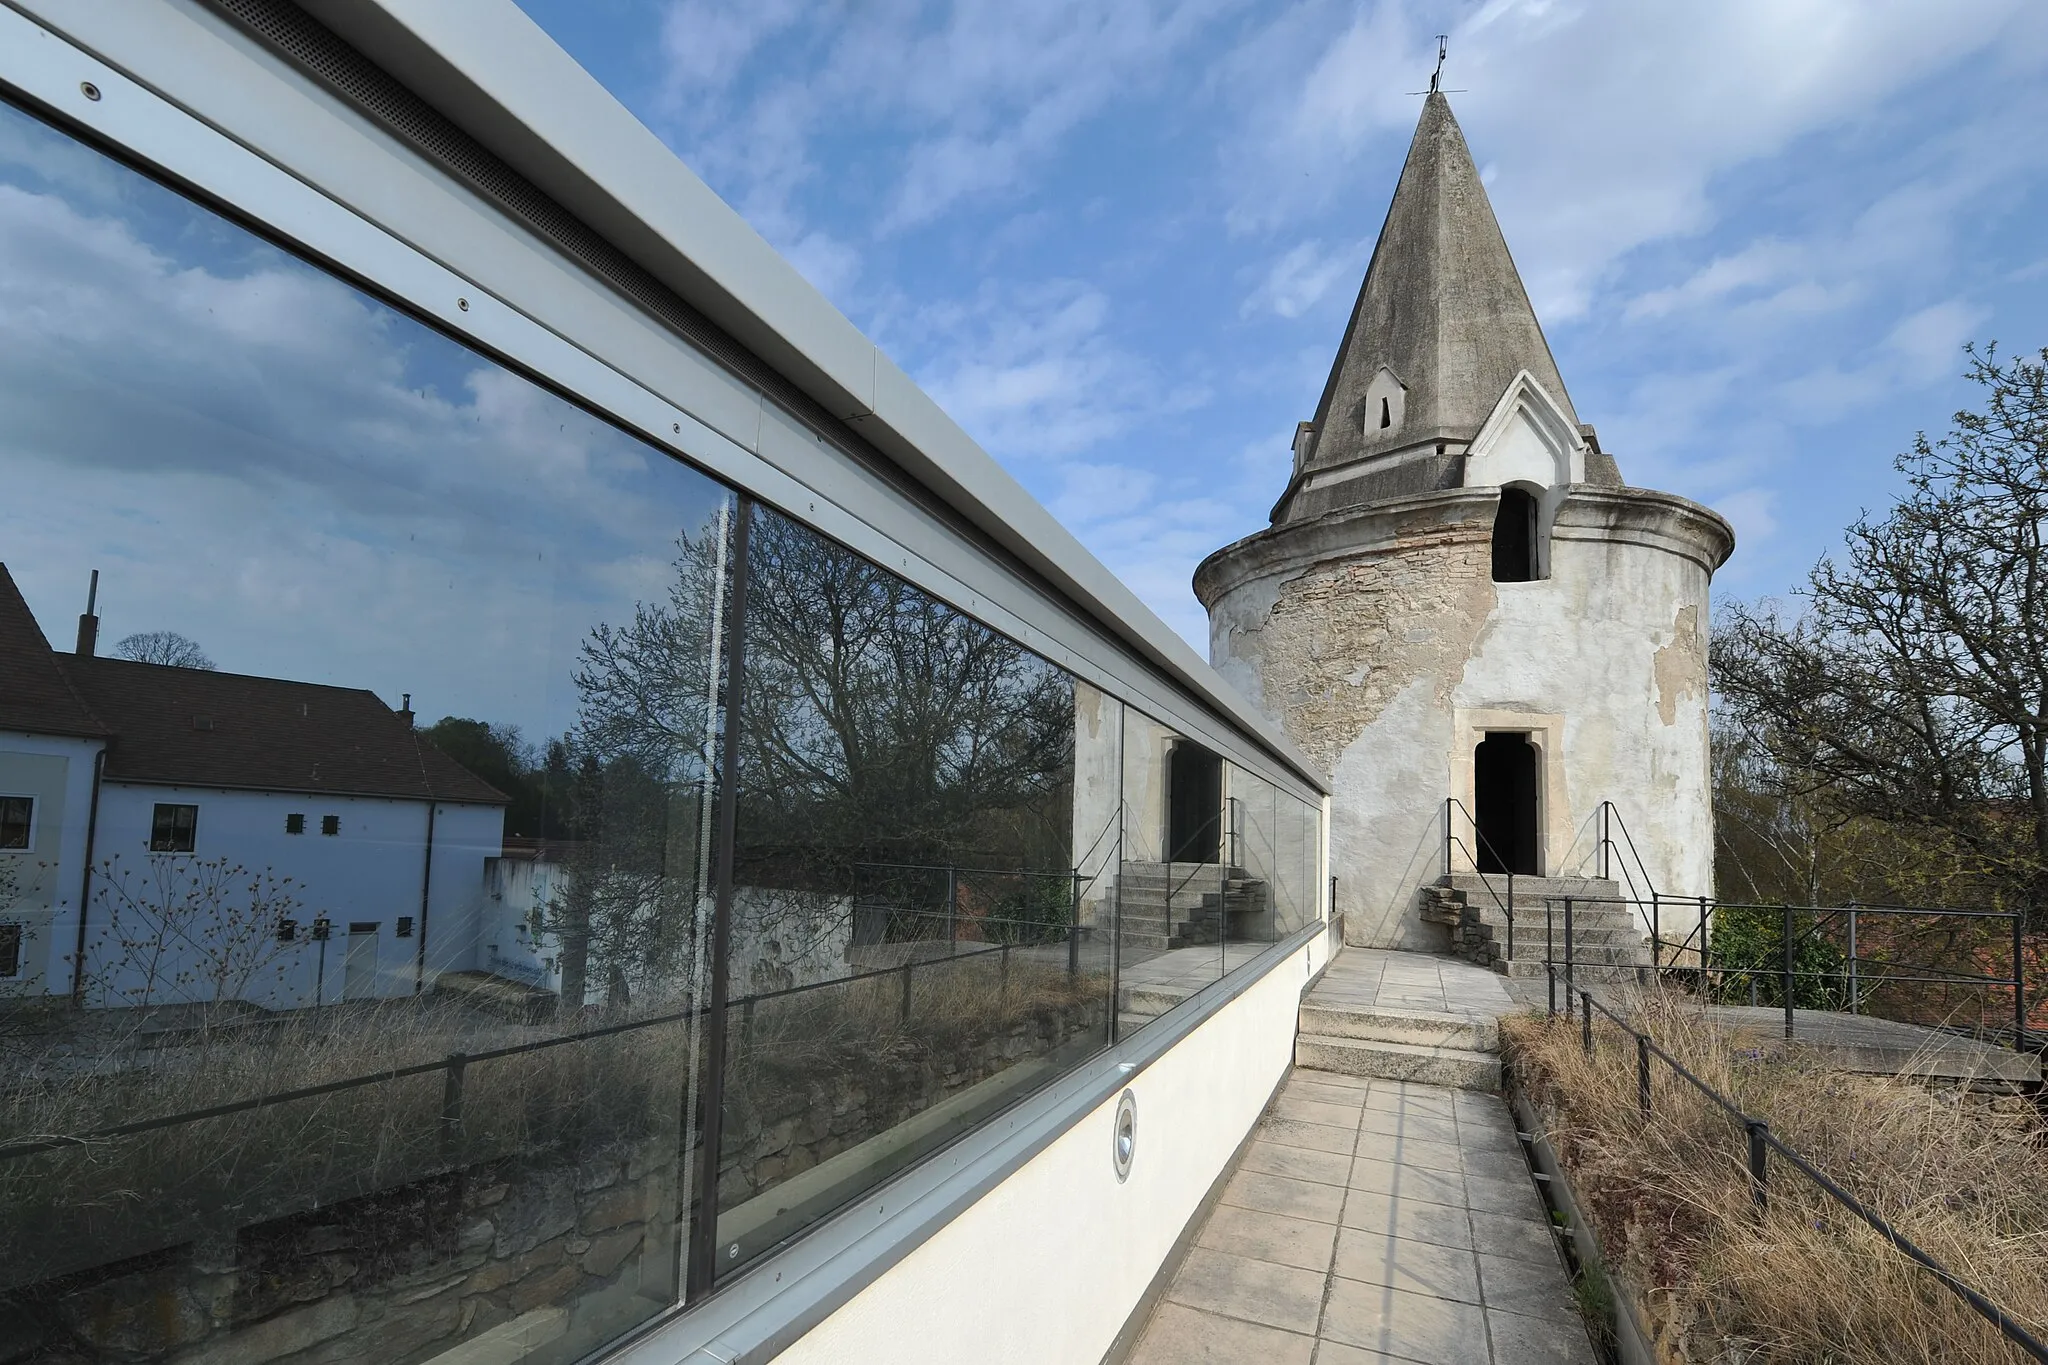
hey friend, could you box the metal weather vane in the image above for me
[1410,35,1465,96]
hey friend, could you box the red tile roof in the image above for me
[0,562,109,739]
[1,565,503,805]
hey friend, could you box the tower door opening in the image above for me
[1474,733,1539,875]
[1166,741,1223,864]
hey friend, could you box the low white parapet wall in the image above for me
[624,920,1339,1365]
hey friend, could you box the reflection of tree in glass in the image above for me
[736,509,1074,883]
[549,522,729,1012]
[112,631,214,670]
[80,854,303,1013]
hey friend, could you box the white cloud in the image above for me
[1242,238,1370,319]
[0,128,726,741]
[1217,0,2048,319]
[907,281,1208,460]
[1712,487,1779,549]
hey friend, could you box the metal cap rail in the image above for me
[1545,965,2048,1363]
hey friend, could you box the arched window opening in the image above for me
[1491,486,1540,583]
[1379,397,1392,429]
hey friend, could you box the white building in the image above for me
[0,564,507,1009]
[1197,93,1735,955]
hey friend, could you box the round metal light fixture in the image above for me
[1112,1088,1137,1183]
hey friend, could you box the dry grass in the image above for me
[1503,991,2048,1364]
[0,950,1108,1294]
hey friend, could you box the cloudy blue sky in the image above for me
[517,0,2048,648]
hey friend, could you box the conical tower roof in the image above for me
[1274,93,1587,523]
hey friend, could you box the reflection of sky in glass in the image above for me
[0,100,729,745]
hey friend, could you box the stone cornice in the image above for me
[1196,483,1734,606]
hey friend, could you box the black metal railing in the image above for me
[1544,968,2048,1362]
[1545,893,2035,1054]
[0,898,1096,1170]
[1442,796,1520,960]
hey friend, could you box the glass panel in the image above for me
[1224,763,1283,972]
[0,99,729,1363]
[712,505,1105,1274]
[1114,710,1226,1030]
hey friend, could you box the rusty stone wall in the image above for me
[1241,527,1494,776]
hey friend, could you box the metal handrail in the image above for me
[1442,796,1520,960]
[1549,971,2048,1363]
[0,930,1061,1166]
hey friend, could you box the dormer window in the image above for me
[1365,366,1406,436]
[1492,486,1542,582]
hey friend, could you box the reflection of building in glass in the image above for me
[0,10,1327,1365]
[0,563,508,1008]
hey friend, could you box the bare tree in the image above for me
[1714,344,2048,917]
[79,854,304,1012]
[113,631,214,670]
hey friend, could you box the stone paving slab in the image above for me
[1130,1069,1594,1365]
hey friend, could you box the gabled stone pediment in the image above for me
[1463,371,1584,491]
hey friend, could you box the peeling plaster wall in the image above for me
[1199,487,1729,950]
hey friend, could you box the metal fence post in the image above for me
[2015,913,2027,1050]
[1506,873,1515,964]
[1747,1120,1769,1210]
[1442,797,1452,878]
[1636,1033,1652,1117]
[1651,893,1661,973]
[1068,873,1081,978]
[1782,903,1796,1039]
[1564,897,1576,997]
[947,866,958,953]
[1545,898,1555,1014]
[899,962,914,1022]
[439,1051,467,1160]
[1580,990,1592,1054]
[1000,942,1011,998]
[1848,908,1859,1015]
[1699,895,1710,993]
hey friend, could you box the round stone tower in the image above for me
[1195,93,1734,953]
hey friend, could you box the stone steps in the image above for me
[1296,1003,1496,1052]
[1295,1034,1501,1090]
[1421,873,1655,981]
[1292,971,1502,1093]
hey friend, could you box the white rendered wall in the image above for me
[772,922,1338,1365]
[0,732,102,997]
[78,784,502,1008]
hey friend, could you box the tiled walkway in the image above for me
[1130,981,1594,1362]
[1305,948,1517,1020]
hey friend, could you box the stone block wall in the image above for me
[5,1138,675,1365]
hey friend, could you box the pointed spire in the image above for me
[1276,93,1579,522]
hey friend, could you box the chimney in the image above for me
[75,569,99,656]
[400,692,414,726]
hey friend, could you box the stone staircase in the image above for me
[1419,873,1652,984]
[1291,950,1509,1091]
[1114,862,1269,951]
